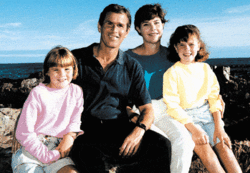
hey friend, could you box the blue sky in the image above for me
[0,0,250,63]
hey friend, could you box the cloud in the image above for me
[73,20,98,36]
[224,4,250,14]
[0,23,22,28]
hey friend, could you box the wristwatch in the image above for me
[136,122,147,131]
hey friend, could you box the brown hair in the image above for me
[167,25,209,63]
[42,46,78,84]
[134,4,168,35]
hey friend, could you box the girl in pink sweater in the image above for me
[12,46,83,173]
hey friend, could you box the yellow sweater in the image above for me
[163,61,222,124]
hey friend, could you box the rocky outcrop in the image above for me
[1,66,250,172]
[0,72,43,108]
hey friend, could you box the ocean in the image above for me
[0,57,249,80]
[0,63,43,79]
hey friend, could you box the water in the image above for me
[0,63,43,79]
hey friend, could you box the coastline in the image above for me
[1,61,250,172]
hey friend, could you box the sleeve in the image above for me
[63,85,84,136]
[163,67,193,124]
[129,60,151,107]
[16,89,60,164]
[206,64,223,113]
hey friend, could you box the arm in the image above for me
[56,85,84,157]
[163,67,193,124]
[16,91,60,164]
[119,103,154,157]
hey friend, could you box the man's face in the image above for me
[98,12,130,49]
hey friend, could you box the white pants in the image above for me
[135,99,195,173]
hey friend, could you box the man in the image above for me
[70,4,171,173]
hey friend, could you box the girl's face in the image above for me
[47,66,73,89]
[174,34,200,65]
[137,17,164,44]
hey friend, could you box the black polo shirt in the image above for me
[72,43,151,120]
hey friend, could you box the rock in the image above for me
[1,66,250,172]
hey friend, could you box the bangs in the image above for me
[143,13,159,22]
[178,32,198,44]
[47,54,74,68]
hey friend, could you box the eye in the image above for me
[118,24,124,28]
[52,68,58,71]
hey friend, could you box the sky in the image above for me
[0,0,250,63]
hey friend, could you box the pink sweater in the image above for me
[16,83,84,164]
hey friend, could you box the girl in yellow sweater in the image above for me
[163,25,241,172]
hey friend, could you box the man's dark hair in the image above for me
[98,4,131,30]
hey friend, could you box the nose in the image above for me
[150,23,156,30]
[111,24,118,32]
[59,69,66,76]
[184,44,190,51]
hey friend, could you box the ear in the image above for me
[174,45,178,53]
[124,27,130,38]
[98,23,101,33]
[135,26,141,34]
[198,41,201,50]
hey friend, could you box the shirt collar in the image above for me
[116,49,125,65]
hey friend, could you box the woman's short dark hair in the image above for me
[167,25,209,63]
[43,46,78,84]
[134,4,168,35]
[98,4,131,30]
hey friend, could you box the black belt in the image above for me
[83,116,129,126]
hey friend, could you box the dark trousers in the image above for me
[70,117,171,173]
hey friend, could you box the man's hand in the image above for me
[119,127,145,157]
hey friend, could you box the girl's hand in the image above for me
[192,127,209,145]
[185,123,209,145]
[213,126,232,149]
[56,134,75,158]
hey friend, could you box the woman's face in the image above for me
[137,16,164,44]
[174,34,200,65]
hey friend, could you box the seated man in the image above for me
[70,4,171,173]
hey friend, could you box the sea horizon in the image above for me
[1,57,250,80]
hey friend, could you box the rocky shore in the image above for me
[1,65,250,173]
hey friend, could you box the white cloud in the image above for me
[224,4,250,14]
[0,23,22,28]
[73,20,98,36]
